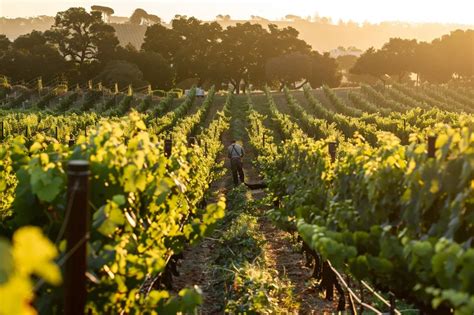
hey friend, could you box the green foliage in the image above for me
[247,89,474,313]
[0,108,228,313]
[212,187,297,314]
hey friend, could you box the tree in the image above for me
[412,41,451,83]
[266,53,312,90]
[309,52,342,88]
[350,47,389,80]
[336,55,358,71]
[91,5,114,23]
[435,29,474,78]
[142,23,181,60]
[143,16,222,85]
[171,17,222,84]
[380,38,418,81]
[0,31,67,82]
[147,14,161,25]
[95,60,147,88]
[115,44,173,89]
[351,30,473,84]
[129,8,160,26]
[45,7,119,80]
[350,39,417,83]
[0,35,11,56]
[130,9,148,25]
[219,22,268,93]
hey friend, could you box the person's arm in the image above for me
[241,146,245,157]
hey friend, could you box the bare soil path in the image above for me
[173,93,335,314]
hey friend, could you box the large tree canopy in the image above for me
[218,22,268,93]
[266,53,312,90]
[91,5,114,22]
[0,31,67,82]
[143,16,222,85]
[351,30,474,84]
[95,60,147,88]
[142,18,338,92]
[309,51,342,88]
[116,44,173,89]
[129,8,161,26]
[45,7,119,80]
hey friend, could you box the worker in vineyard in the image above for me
[228,140,245,186]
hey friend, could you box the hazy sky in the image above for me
[1,0,473,24]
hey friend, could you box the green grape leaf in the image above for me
[94,201,125,236]
[30,167,64,203]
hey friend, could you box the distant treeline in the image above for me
[0,7,472,92]
[351,30,474,84]
[2,9,472,52]
[0,7,341,93]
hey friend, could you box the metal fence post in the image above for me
[427,135,437,158]
[69,134,75,147]
[328,142,337,163]
[64,160,90,315]
[164,138,173,158]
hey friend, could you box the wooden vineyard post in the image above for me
[55,126,59,140]
[273,199,280,209]
[256,123,259,135]
[164,138,173,158]
[403,119,406,132]
[64,160,90,315]
[427,135,437,158]
[188,136,196,146]
[1,121,4,140]
[69,135,75,147]
[389,292,396,315]
[262,132,266,148]
[328,142,337,163]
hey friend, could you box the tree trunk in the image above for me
[279,80,285,91]
[399,72,405,83]
[295,80,308,89]
[230,79,239,94]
